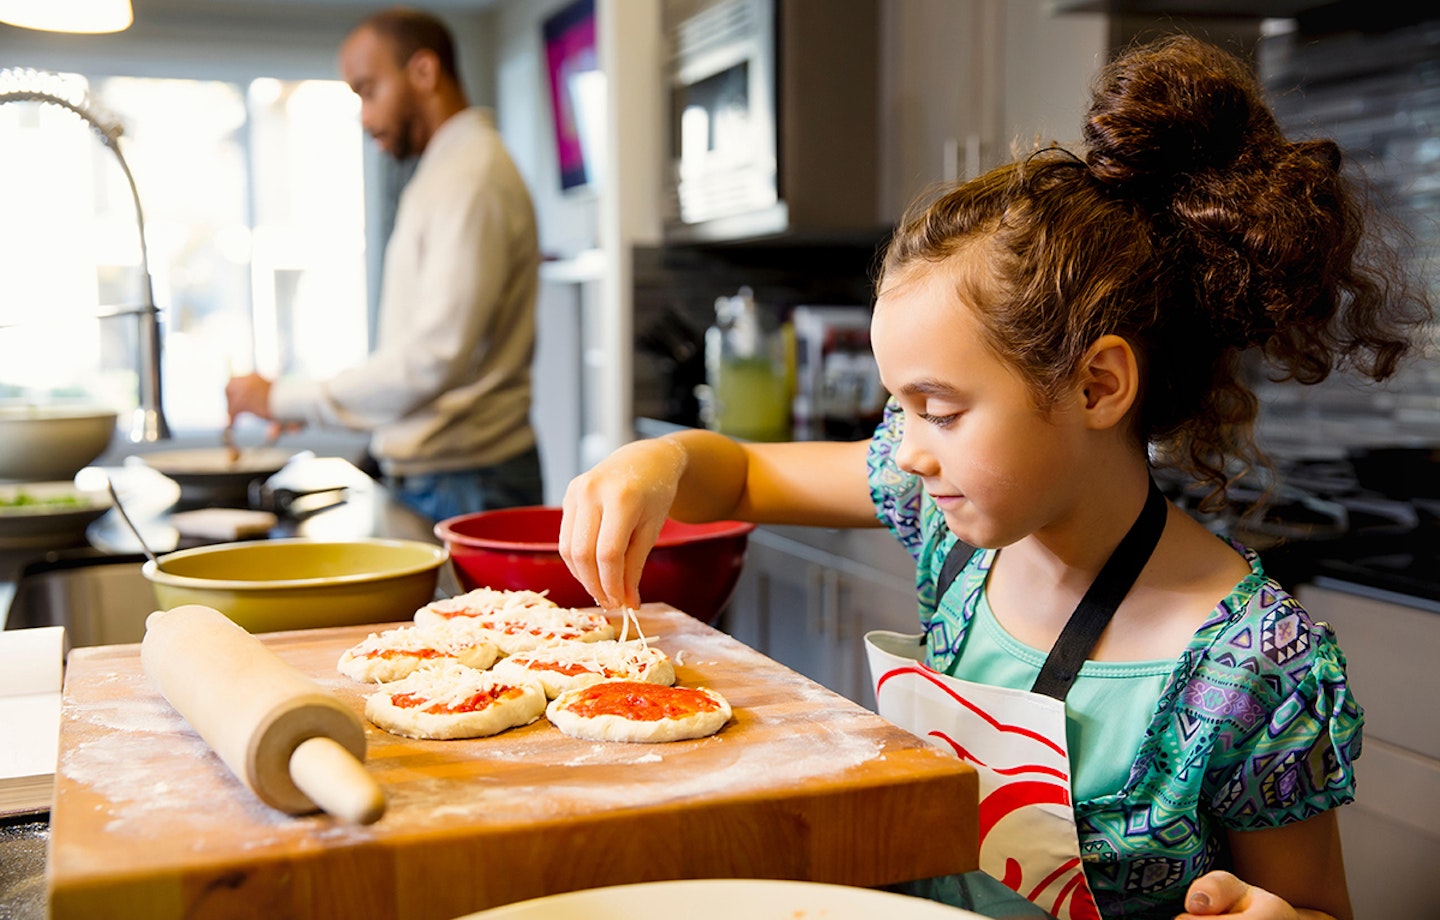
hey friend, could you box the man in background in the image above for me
[227,5,543,523]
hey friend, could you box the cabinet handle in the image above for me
[806,566,824,636]
[821,569,842,639]
[755,571,771,654]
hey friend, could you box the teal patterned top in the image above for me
[866,401,1362,919]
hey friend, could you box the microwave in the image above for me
[662,0,883,244]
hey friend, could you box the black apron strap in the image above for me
[1030,478,1168,700]
[929,478,1169,701]
[936,538,973,601]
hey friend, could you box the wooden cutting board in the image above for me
[48,604,978,920]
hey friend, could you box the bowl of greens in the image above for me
[0,481,112,549]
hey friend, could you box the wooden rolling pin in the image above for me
[140,604,385,824]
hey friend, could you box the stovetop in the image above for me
[1164,449,1440,605]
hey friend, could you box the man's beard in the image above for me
[387,112,416,161]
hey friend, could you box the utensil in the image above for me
[0,403,118,482]
[140,537,448,633]
[141,604,385,824]
[460,878,987,919]
[105,474,164,571]
[0,480,111,550]
[220,424,241,465]
[136,446,298,507]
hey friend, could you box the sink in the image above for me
[4,553,155,648]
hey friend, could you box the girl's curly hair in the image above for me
[879,34,1430,508]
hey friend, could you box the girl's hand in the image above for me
[1176,871,1310,920]
[559,437,689,611]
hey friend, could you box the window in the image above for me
[0,70,367,432]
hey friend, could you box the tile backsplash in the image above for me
[1255,19,1440,457]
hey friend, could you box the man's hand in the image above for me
[225,373,274,421]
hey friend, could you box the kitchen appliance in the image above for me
[790,304,884,440]
[662,0,881,243]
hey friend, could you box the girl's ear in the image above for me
[1076,334,1140,431]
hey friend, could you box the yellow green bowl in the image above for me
[143,538,448,634]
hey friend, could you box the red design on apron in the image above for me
[867,632,1101,920]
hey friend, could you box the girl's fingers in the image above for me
[594,505,647,610]
[621,515,668,610]
[559,485,607,608]
[1178,871,1260,917]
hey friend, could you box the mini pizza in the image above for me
[337,622,500,684]
[464,607,617,656]
[546,680,732,743]
[490,639,676,699]
[364,663,547,740]
[413,587,558,628]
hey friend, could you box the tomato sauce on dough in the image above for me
[565,681,719,721]
[391,684,525,714]
[363,647,444,661]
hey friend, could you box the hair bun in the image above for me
[1083,35,1276,194]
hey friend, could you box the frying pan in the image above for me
[136,447,298,507]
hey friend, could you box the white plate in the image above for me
[459,879,986,920]
[0,481,111,549]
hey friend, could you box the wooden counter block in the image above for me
[48,605,978,920]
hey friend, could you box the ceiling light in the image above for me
[0,0,134,34]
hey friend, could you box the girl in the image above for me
[558,35,1429,920]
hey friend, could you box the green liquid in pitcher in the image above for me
[713,357,791,442]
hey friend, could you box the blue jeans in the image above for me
[386,445,544,523]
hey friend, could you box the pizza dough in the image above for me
[490,639,675,699]
[546,680,732,743]
[413,587,557,628]
[451,607,617,655]
[364,663,547,740]
[337,622,500,684]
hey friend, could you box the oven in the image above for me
[661,0,882,244]
[665,0,778,231]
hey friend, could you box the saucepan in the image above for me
[132,446,300,507]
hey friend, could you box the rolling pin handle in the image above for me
[288,736,387,825]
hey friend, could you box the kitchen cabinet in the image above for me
[1296,579,1440,918]
[877,1,1107,219]
[721,524,919,708]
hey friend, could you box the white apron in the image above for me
[866,630,1101,920]
[866,479,1169,920]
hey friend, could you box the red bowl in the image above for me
[434,506,755,623]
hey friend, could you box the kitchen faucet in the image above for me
[0,68,171,442]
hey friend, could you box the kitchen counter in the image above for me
[0,452,1048,920]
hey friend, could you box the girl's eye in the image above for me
[917,410,960,429]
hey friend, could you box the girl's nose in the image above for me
[894,418,939,478]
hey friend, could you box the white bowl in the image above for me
[459,879,986,919]
[0,404,118,482]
